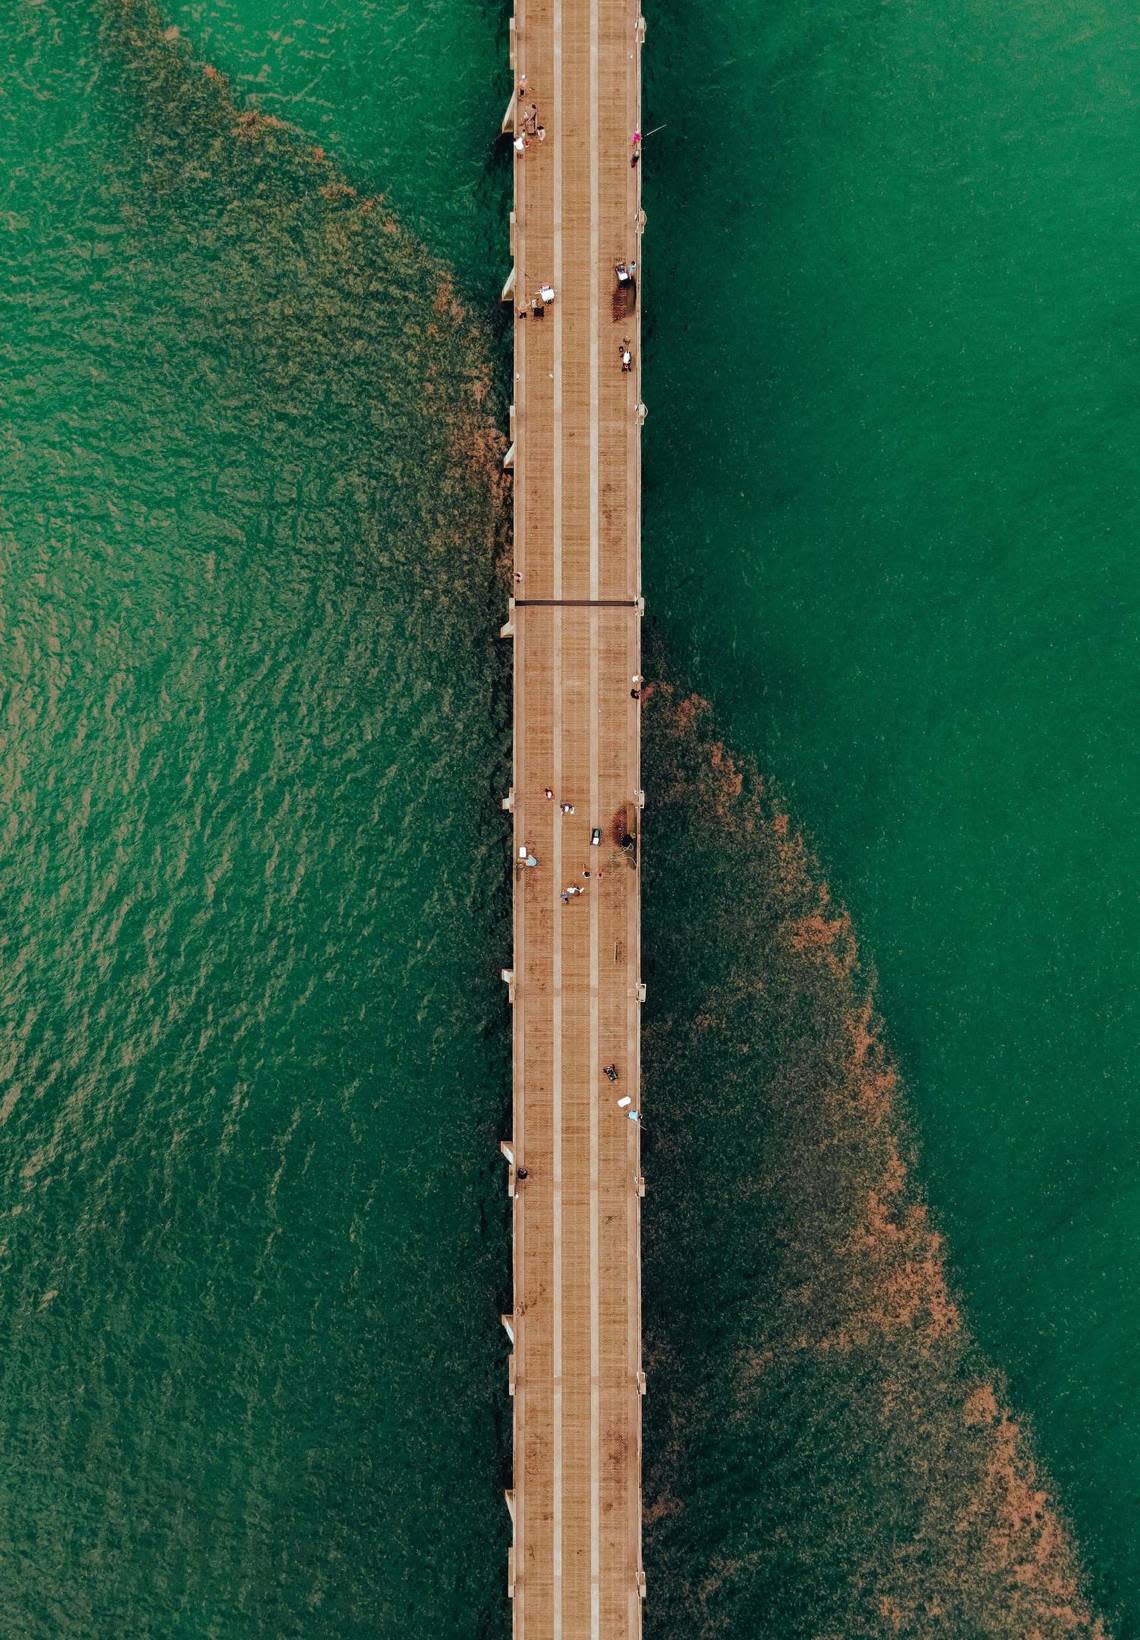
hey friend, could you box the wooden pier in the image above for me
[500,3,646,1636]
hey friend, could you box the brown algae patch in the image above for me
[91,5,1107,1632]
[97,0,507,596]
[642,679,1108,1639]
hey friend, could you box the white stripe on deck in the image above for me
[588,4,602,1637]
[552,8,564,1632]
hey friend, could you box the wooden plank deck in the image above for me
[504,3,646,1637]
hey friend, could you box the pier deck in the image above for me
[503,3,646,1637]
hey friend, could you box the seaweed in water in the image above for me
[642,672,1110,1639]
[97,0,509,604]
[87,6,1113,1635]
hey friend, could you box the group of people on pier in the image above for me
[511,79,640,374]
[513,92,546,153]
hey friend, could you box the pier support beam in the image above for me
[500,1138,517,1197]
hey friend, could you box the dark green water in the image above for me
[1,0,1134,1634]
[643,1,1137,1628]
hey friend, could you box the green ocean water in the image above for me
[1,5,509,1633]
[643,1,1137,1629]
[0,1,1135,1637]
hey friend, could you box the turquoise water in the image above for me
[1,0,1135,1633]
